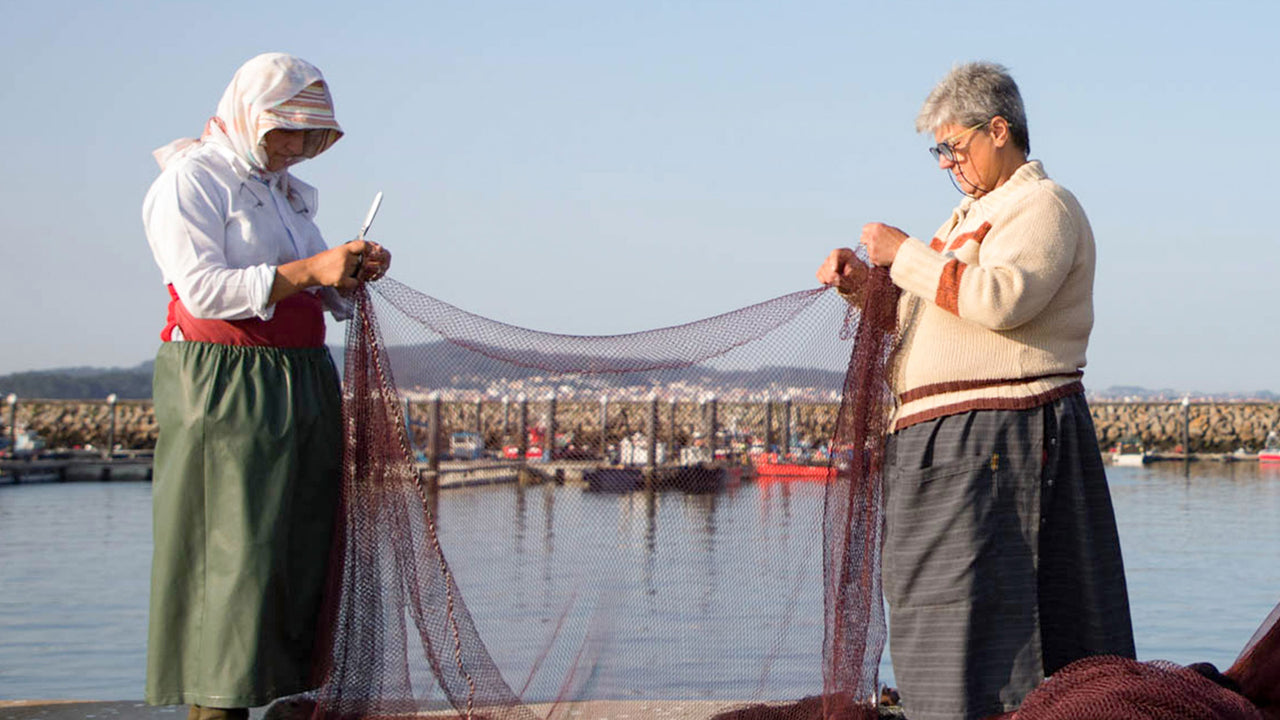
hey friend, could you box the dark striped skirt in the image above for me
[882,393,1135,720]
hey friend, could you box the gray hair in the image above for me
[916,61,1030,154]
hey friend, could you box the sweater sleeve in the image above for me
[889,186,1078,331]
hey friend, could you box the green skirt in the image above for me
[145,342,342,707]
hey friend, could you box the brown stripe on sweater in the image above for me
[936,258,966,315]
[893,382,1085,431]
[946,220,993,251]
[898,371,1085,404]
[929,237,945,252]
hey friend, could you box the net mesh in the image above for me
[305,260,899,720]
[298,261,1279,720]
[991,654,1272,720]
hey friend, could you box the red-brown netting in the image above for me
[303,259,899,720]
[293,258,1279,720]
[993,600,1280,720]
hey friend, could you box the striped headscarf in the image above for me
[153,53,344,172]
[258,81,343,160]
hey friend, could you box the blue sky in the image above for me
[1,0,1276,392]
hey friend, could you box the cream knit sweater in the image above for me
[886,160,1093,430]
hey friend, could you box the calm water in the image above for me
[2,463,1279,700]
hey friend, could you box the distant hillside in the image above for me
[1089,385,1280,402]
[5,350,1275,402]
[1,343,842,400]
[336,341,846,396]
[0,361,155,400]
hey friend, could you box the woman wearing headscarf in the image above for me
[142,53,390,720]
[817,62,1134,720]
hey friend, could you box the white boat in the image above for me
[449,431,484,460]
[1110,440,1150,466]
[1,428,45,456]
[1112,452,1150,467]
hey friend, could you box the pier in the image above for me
[1,453,740,491]
[0,450,153,484]
[420,458,738,493]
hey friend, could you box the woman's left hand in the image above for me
[356,241,392,283]
[859,222,908,267]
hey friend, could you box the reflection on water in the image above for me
[0,482,153,700]
[1,464,1278,700]
[1108,462,1280,665]
[435,479,830,701]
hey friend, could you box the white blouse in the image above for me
[142,141,351,327]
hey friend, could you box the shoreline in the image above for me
[3,450,1276,487]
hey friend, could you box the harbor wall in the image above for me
[6,399,1280,454]
[4,399,156,450]
[1090,402,1280,453]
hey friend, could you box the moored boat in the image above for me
[1259,433,1280,463]
[752,452,835,481]
[583,464,726,493]
[1109,439,1151,466]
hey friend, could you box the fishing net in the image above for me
[305,258,900,720]
[990,598,1280,720]
[297,257,1280,720]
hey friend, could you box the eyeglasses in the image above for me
[929,120,990,163]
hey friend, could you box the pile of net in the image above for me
[989,598,1280,720]
[293,259,1278,720]
[991,598,1280,719]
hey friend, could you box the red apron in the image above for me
[162,284,326,348]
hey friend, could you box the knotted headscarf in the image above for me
[153,53,343,172]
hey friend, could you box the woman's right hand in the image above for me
[307,241,368,291]
[270,240,375,304]
[355,241,391,283]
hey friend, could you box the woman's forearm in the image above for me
[269,256,320,305]
[269,240,387,306]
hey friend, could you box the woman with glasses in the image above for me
[142,53,390,720]
[817,61,1134,720]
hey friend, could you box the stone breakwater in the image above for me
[4,400,157,450]
[5,400,1280,454]
[7,394,1280,450]
[1090,402,1280,453]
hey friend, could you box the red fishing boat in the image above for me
[752,452,835,481]
[1260,433,1280,463]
